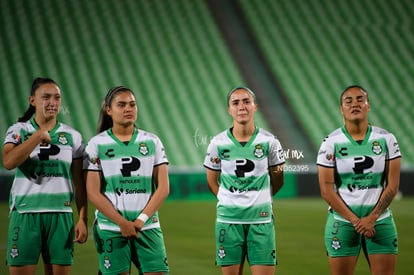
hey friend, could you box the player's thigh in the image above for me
[221,264,243,275]
[9,264,37,275]
[247,222,276,266]
[44,263,71,275]
[365,217,398,274]
[251,264,275,275]
[215,222,246,266]
[93,223,131,275]
[329,256,358,275]
[368,254,396,275]
[134,228,169,274]
[41,212,74,265]
[366,216,398,254]
[324,211,361,257]
[7,212,42,266]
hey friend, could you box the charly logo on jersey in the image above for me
[393,238,398,248]
[105,148,115,158]
[253,144,264,158]
[139,143,148,155]
[338,147,348,156]
[220,149,230,159]
[58,133,68,145]
[23,132,32,142]
[372,141,382,155]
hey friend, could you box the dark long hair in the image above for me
[18,77,58,122]
[96,86,133,133]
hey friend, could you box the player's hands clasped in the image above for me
[353,217,376,238]
[119,220,141,239]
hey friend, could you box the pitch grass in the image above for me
[0,197,413,274]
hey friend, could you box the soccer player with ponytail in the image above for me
[85,86,169,275]
[2,77,88,275]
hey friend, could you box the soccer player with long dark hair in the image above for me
[317,85,401,275]
[2,77,88,275]
[85,86,169,275]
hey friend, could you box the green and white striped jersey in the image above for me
[85,128,168,232]
[204,127,285,224]
[317,125,401,221]
[4,118,84,214]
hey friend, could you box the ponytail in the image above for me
[18,105,36,122]
[96,101,113,133]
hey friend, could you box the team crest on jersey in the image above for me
[139,143,148,155]
[103,255,111,269]
[10,244,19,258]
[254,144,264,158]
[218,245,226,259]
[58,133,68,145]
[372,141,382,155]
[331,237,341,250]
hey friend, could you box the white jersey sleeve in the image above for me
[203,135,221,171]
[153,135,168,166]
[4,122,26,145]
[268,135,285,166]
[385,132,401,160]
[84,135,101,171]
[316,131,339,168]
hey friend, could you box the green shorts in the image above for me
[93,223,169,275]
[215,221,277,266]
[324,210,398,257]
[6,211,74,266]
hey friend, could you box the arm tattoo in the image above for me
[374,191,394,216]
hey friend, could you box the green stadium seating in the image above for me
[0,0,270,168]
[0,0,412,168]
[238,0,414,167]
